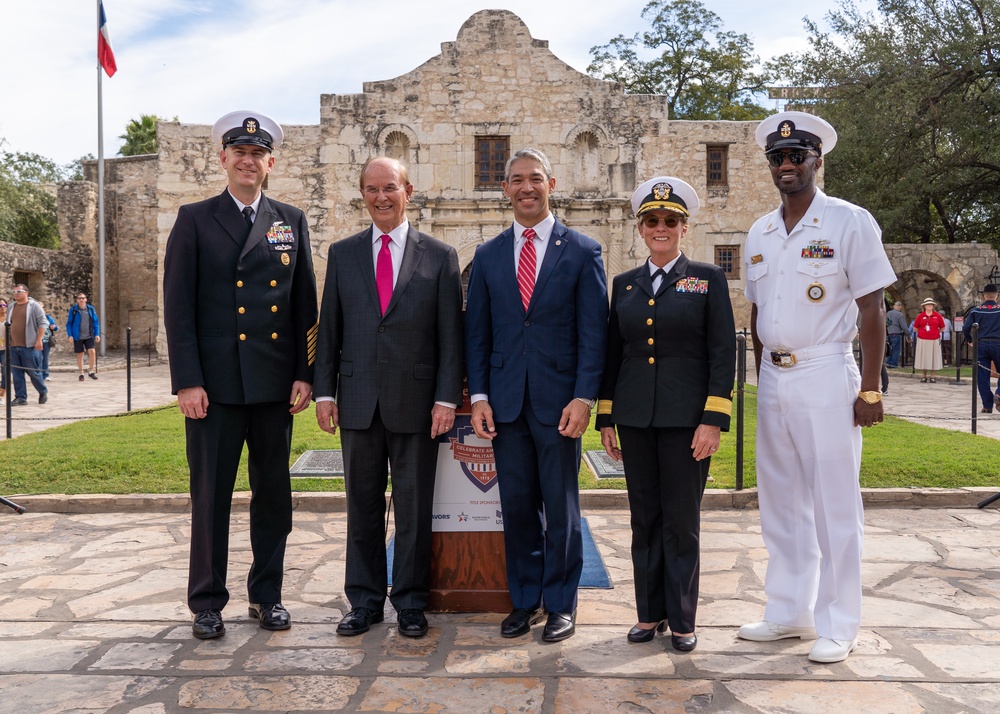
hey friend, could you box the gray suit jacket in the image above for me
[314,225,464,433]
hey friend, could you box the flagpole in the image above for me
[96,0,107,358]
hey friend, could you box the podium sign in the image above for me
[428,412,511,611]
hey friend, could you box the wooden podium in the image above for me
[427,388,512,612]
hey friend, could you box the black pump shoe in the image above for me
[671,633,698,652]
[627,620,667,643]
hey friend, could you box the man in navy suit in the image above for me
[314,156,464,639]
[465,148,608,642]
[164,111,318,639]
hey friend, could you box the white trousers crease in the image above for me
[756,351,864,641]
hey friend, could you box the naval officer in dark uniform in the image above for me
[164,110,318,639]
[964,283,1000,413]
[597,176,735,652]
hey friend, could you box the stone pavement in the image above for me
[2,357,1000,712]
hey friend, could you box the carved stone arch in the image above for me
[376,124,419,166]
[564,125,608,194]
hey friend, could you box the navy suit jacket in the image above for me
[314,225,464,433]
[465,218,608,425]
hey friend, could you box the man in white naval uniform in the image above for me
[739,111,896,663]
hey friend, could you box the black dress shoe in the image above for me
[38,392,48,404]
[627,620,667,643]
[10,398,27,406]
[192,609,225,640]
[501,608,543,638]
[398,608,429,637]
[671,633,698,652]
[542,611,576,642]
[337,606,384,636]
[248,602,291,631]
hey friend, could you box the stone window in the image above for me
[707,145,729,188]
[384,131,411,162]
[714,245,740,280]
[475,136,509,189]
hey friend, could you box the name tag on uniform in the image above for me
[266,222,295,250]
[675,277,708,294]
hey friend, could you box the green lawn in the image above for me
[1,388,997,495]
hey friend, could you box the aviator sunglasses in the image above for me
[766,149,816,167]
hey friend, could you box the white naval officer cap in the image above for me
[211,110,284,151]
[755,110,837,156]
[631,176,700,219]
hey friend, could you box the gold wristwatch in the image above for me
[858,390,883,404]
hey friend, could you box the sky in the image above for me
[1,0,876,166]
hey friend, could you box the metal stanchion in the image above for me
[735,330,746,491]
[971,323,978,435]
[952,331,962,384]
[126,326,132,412]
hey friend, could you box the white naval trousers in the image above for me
[756,347,864,641]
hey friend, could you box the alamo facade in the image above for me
[5,10,997,356]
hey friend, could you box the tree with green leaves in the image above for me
[0,145,62,248]
[768,0,1000,246]
[118,114,176,156]
[587,0,771,120]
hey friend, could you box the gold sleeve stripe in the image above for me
[596,399,613,416]
[704,396,732,416]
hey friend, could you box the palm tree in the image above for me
[118,114,176,156]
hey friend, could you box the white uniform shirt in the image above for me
[745,189,896,351]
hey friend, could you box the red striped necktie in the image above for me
[517,228,537,311]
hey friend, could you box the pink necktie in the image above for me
[517,228,537,311]
[376,234,393,315]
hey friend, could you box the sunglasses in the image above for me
[766,149,816,167]
[641,215,684,228]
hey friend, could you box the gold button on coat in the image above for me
[271,306,278,313]
[236,280,244,288]
[239,334,246,341]
[648,299,655,306]
[648,357,655,364]
[270,280,277,287]
[271,333,278,340]
[646,318,653,325]
[648,338,654,345]
[238,307,245,314]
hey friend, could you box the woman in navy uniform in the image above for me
[597,177,735,652]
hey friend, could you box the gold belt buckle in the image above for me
[770,350,796,368]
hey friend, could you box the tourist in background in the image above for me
[885,301,907,367]
[913,297,944,383]
[597,176,735,653]
[66,293,101,381]
[38,302,58,381]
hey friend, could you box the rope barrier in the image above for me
[0,405,175,423]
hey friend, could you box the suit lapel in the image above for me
[384,226,424,318]
[352,227,380,316]
[659,253,690,295]
[635,263,655,298]
[213,190,248,248]
[496,228,522,313]
[240,194,275,261]
[528,219,567,312]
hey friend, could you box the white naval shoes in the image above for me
[737,620,818,642]
[808,636,857,663]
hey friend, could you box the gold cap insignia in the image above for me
[780,121,792,138]
[652,182,672,200]
[245,118,257,134]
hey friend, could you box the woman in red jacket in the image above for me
[913,297,945,382]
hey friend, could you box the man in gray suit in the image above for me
[315,156,464,638]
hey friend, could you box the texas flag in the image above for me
[98,2,117,77]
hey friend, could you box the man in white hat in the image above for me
[739,111,897,662]
[163,111,318,639]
